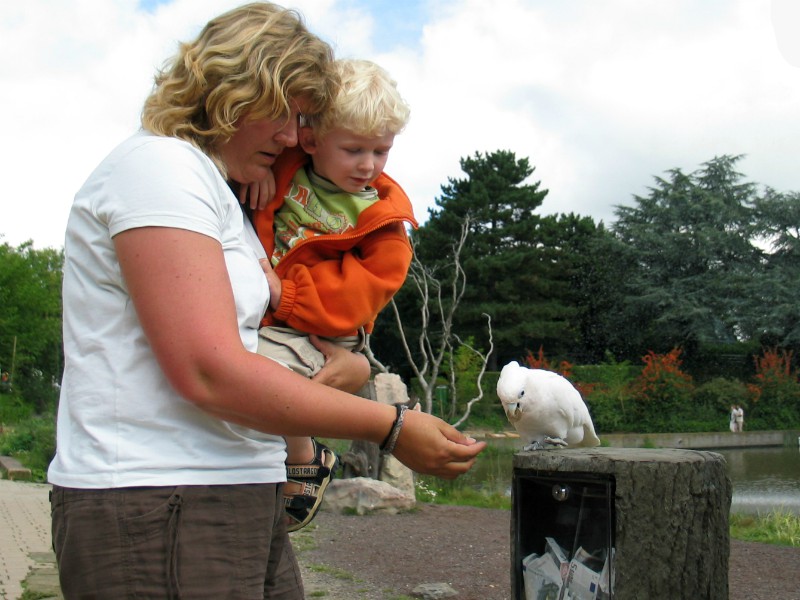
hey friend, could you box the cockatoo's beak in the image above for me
[504,402,521,422]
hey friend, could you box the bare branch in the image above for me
[364,341,389,374]
[370,214,493,425]
[451,313,494,428]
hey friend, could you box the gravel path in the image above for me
[298,504,800,600]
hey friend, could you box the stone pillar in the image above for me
[512,448,731,600]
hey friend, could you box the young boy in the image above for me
[251,59,416,531]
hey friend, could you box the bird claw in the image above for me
[523,441,545,451]
[523,437,568,451]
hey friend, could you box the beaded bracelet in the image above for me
[379,404,408,454]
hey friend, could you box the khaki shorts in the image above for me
[51,483,303,600]
[257,325,365,378]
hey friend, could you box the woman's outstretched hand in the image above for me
[391,409,486,479]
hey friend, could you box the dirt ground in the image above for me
[297,503,800,600]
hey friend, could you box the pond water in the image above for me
[468,439,800,515]
[714,445,800,515]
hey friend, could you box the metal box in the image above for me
[512,470,615,600]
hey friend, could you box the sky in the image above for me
[2,0,800,249]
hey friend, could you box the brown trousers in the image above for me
[51,483,303,599]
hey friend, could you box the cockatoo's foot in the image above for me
[543,436,568,447]
[523,441,545,451]
[522,438,568,451]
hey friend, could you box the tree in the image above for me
[750,188,800,348]
[366,216,494,427]
[0,239,64,411]
[545,214,631,363]
[611,155,763,357]
[413,150,579,368]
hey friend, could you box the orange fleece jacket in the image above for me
[252,147,418,337]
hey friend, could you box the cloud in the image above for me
[2,0,799,249]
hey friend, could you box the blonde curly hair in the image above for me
[309,59,410,139]
[141,2,336,175]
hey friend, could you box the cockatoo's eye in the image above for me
[518,390,525,399]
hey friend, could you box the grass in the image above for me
[19,591,50,600]
[305,563,360,581]
[415,441,513,510]
[416,476,511,509]
[288,524,319,553]
[730,510,800,547]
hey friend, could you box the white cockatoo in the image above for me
[497,361,601,450]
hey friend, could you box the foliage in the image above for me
[0,392,35,423]
[0,412,56,481]
[523,346,596,398]
[730,511,800,547]
[445,338,502,426]
[750,188,800,347]
[576,353,638,433]
[626,348,694,431]
[746,347,800,428]
[0,240,64,412]
[432,341,800,433]
[687,341,759,382]
[20,590,53,600]
[416,443,512,510]
[611,156,766,358]
[416,482,511,510]
[693,377,750,420]
[452,338,483,400]
[523,346,571,375]
[412,150,587,369]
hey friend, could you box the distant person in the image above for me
[250,58,415,532]
[730,405,737,432]
[734,404,744,432]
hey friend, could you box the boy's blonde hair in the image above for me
[310,59,410,138]
[141,2,336,175]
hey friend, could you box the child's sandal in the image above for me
[284,439,338,533]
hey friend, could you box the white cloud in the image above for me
[2,0,799,249]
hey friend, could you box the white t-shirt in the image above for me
[48,131,287,488]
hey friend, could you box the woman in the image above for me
[47,3,484,598]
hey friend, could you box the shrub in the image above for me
[0,393,35,424]
[627,348,695,431]
[693,377,750,431]
[578,352,639,433]
[747,348,800,428]
[0,413,56,481]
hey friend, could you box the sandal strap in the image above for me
[282,440,339,533]
[286,463,331,479]
[284,487,319,510]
